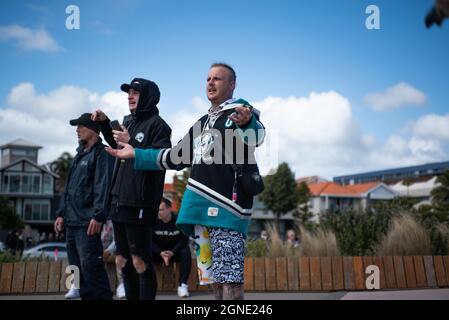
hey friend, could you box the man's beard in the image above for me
[78,139,87,148]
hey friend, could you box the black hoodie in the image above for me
[100,78,172,224]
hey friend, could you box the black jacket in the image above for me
[101,79,172,219]
[152,214,189,256]
[57,138,115,227]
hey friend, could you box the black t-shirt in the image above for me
[152,214,189,255]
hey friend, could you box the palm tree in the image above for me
[48,152,74,193]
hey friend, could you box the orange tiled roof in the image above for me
[307,181,381,196]
[346,182,379,193]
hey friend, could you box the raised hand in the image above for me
[105,141,136,159]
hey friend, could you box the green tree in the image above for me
[48,152,74,193]
[430,170,449,222]
[413,173,449,255]
[173,168,191,208]
[294,182,316,232]
[0,196,24,230]
[259,162,299,227]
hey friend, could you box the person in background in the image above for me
[152,198,191,298]
[285,229,299,248]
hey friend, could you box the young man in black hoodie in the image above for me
[92,78,171,300]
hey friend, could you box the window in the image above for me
[12,149,27,156]
[33,175,40,193]
[32,203,40,220]
[41,203,50,221]
[10,175,20,192]
[43,175,53,194]
[2,148,9,156]
[12,149,36,157]
[2,175,8,192]
[22,175,31,193]
[2,173,41,193]
[24,203,32,220]
[23,200,51,221]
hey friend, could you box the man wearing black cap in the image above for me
[91,78,171,300]
[54,113,114,300]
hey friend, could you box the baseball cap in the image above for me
[69,113,101,134]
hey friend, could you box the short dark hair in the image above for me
[161,197,172,208]
[210,62,236,82]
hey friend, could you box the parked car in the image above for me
[22,242,67,261]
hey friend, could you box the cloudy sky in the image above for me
[0,0,448,181]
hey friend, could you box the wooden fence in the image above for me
[1,256,449,294]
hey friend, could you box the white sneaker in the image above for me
[116,283,126,299]
[65,286,80,299]
[177,283,189,298]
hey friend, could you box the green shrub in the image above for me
[0,251,21,263]
[245,239,268,257]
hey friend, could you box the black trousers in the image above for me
[113,219,157,300]
[66,226,113,300]
[153,246,192,285]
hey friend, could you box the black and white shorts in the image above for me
[208,227,245,284]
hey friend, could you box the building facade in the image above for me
[333,161,449,185]
[0,139,59,228]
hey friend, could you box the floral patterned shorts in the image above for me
[208,227,245,284]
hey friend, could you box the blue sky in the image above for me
[0,0,448,179]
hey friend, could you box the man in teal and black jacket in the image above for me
[106,63,265,300]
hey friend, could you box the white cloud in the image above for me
[0,82,128,165]
[364,82,427,111]
[412,114,449,141]
[0,24,61,52]
[1,83,447,183]
[178,93,448,179]
[408,137,444,158]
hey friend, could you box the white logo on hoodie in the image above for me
[135,132,145,143]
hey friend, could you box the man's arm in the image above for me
[106,125,194,172]
[55,164,72,219]
[92,110,117,148]
[92,149,115,222]
[100,117,118,148]
[134,126,193,171]
[171,233,189,255]
[152,241,162,256]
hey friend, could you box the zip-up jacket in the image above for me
[132,98,265,238]
[57,138,114,226]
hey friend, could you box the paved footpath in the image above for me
[1,288,448,300]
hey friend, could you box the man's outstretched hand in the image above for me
[105,141,136,159]
[228,105,252,127]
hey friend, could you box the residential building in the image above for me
[0,139,59,228]
[307,181,397,221]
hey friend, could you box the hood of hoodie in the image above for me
[129,78,160,119]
